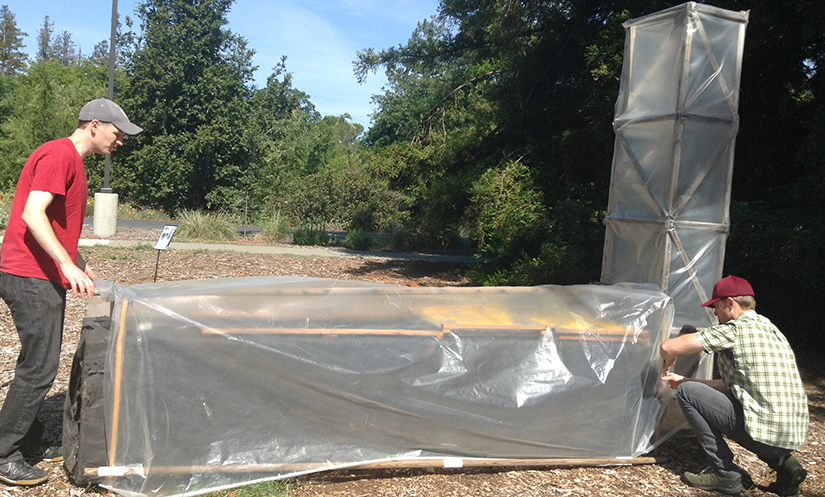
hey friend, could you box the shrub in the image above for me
[343,228,375,251]
[175,210,237,242]
[292,224,330,246]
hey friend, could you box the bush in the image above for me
[292,224,330,246]
[343,228,375,251]
[175,210,237,242]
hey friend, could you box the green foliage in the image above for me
[0,60,109,186]
[175,210,237,242]
[269,160,409,234]
[292,224,330,246]
[725,199,824,350]
[343,228,375,251]
[117,0,257,213]
[465,160,546,247]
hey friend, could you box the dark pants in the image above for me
[676,380,792,478]
[0,272,66,463]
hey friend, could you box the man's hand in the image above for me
[661,371,686,389]
[60,261,96,299]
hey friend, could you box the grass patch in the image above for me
[176,210,238,242]
[203,479,295,497]
[132,242,156,251]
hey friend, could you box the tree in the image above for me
[36,16,54,62]
[0,5,27,76]
[119,0,258,214]
[0,60,108,187]
[357,2,623,258]
[52,30,80,65]
[90,14,137,66]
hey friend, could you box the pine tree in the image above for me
[0,5,28,76]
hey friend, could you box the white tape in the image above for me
[97,466,128,476]
[442,458,464,468]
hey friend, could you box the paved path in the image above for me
[78,238,476,263]
[78,218,477,263]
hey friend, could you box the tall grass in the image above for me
[258,211,290,243]
[175,210,238,242]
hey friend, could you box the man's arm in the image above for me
[21,190,95,298]
[660,332,728,392]
[660,332,704,371]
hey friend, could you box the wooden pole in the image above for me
[153,250,161,282]
[108,298,130,467]
[201,324,648,343]
[87,455,663,477]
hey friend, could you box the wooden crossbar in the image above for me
[201,324,648,343]
[203,327,445,338]
[86,456,662,477]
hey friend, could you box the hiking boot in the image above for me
[767,455,807,496]
[682,467,743,495]
[22,444,63,463]
[0,460,49,486]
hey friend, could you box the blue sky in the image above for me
[2,0,441,129]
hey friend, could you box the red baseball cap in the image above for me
[701,275,755,307]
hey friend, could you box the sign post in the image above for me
[153,226,177,282]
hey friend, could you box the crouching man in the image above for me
[660,275,808,496]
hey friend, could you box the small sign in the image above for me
[154,225,177,250]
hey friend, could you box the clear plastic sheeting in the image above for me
[600,2,749,444]
[601,2,749,330]
[96,277,674,496]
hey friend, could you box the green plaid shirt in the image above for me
[697,311,808,449]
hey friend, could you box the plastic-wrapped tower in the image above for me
[601,2,749,335]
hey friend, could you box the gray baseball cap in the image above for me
[78,98,143,135]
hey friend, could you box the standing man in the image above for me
[0,98,142,486]
[660,275,809,496]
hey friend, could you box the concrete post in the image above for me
[93,192,118,237]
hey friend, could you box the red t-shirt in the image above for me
[0,138,88,288]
